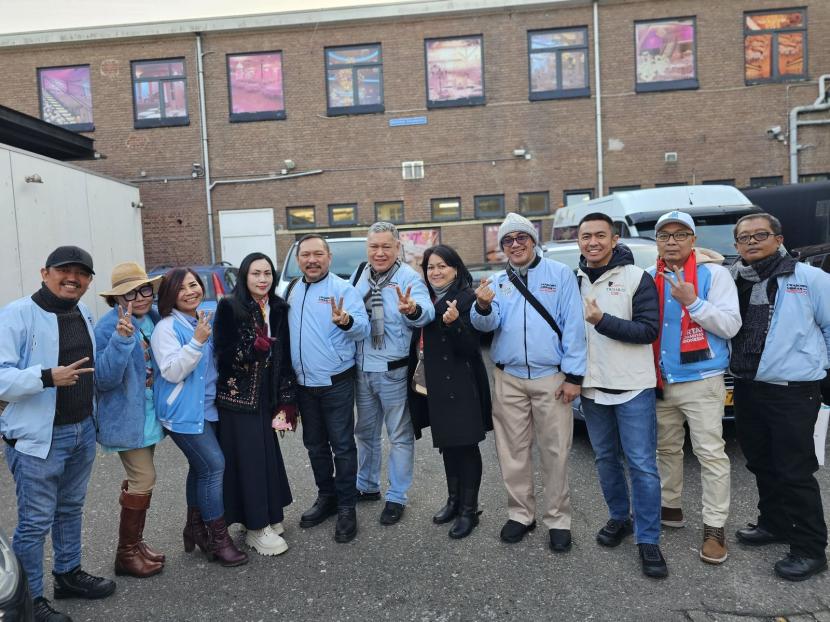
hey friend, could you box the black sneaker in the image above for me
[33,597,73,622]
[356,489,381,502]
[596,518,633,548]
[500,519,536,544]
[774,553,828,581]
[379,502,405,525]
[638,543,668,579]
[299,496,338,528]
[53,567,116,600]
[334,507,358,543]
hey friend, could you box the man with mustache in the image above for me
[0,246,116,622]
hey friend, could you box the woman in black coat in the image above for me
[408,244,492,539]
[213,252,296,556]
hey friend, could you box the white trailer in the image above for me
[0,142,144,318]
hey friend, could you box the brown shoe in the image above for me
[114,489,164,578]
[205,517,249,567]
[121,481,165,563]
[700,524,728,564]
[660,506,685,528]
[183,506,210,554]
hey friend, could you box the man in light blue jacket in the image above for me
[287,234,369,543]
[471,212,587,553]
[730,213,830,581]
[352,222,434,525]
[0,246,116,621]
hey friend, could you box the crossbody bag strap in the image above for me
[507,268,563,342]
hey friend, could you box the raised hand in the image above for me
[395,285,417,315]
[583,297,603,325]
[51,357,95,387]
[475,277,495,310]
[330,296,350,326]
[194,310,213,344]
[442,299,459,325]
[667,266,697,306]
[115,302,134,337]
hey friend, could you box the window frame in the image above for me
[702,179,736,186]
[226,50,287,123]
[744,8,808,85]
[286,206,316,229]
[430,197,462,221]
[518,191,550,216]
[374,201,405,224]
[328,203,358,227]
[424,34,486,109]
[324,43,384,116]
[633,16,699,93]
[749,176,784,188]
[564,189,594,206]
[609,185,641,193]
[131,58,189,129]
[527,27,590,101]
[36,64,95,132]
[474,194,506,219]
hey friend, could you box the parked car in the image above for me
[0,525,33,621]
[147,262,239,312]
[276,237,368,298]
[544,238,658,273]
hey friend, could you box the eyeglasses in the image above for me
[735,231,776,245]
[123,284,154,301]
[500,233,532,249]
[655,231,692,242]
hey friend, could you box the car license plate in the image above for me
[724,390,734,406]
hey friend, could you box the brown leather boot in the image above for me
[183,506,210,554]
[205,517,249,567]
[122,480,165,563]
[115,489,164,577]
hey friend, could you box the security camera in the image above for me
[766,126,782,138]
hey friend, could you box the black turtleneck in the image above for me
[31,284,94,426]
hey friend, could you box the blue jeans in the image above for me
[581,390,661,544]
[168,421,225,521]
[355,367,414,505]
[4,417,97,598]
[297,375,358,508]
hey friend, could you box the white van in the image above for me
[552,185,761,259]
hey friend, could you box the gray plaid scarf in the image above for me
[366,260,401,349]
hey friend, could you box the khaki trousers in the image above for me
[492,368,573,529]
[656,374,730,527]
[118,445,157,494]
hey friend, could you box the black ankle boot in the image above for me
[53,567,116,600]
[433,476,459,525]
[448,486,481,539]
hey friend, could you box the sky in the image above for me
[0,0,415,35]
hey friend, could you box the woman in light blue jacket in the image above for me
[95,262,165,578]
[151,267,247,568]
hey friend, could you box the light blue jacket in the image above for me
[287,272,369,387]
[0,296,96,459]
[351,263,435,372]
[746,262,830,383]
[95,306,164,448]
[470,257,587,380]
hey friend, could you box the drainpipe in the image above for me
[593,1,604,197]
[789,74,830,184]
[196,33,216,263]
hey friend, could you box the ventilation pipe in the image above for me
[789,74,830,184]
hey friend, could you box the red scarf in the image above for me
[652,250,711,391]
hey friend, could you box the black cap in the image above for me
[45,246,95,275]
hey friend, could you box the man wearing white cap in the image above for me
[647,211,741,565]
[471,212,586,553]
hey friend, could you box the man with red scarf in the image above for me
[647,211,741,565]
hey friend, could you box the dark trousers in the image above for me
[297,375,358,508]
[734,378,827,558]
[441,444,482,494]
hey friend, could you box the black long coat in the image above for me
[407,286,492,448]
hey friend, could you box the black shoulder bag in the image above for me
[506,268,563,341]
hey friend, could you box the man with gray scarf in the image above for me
[351,222,434,525]
[730,212,830,581]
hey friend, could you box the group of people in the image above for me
[1,209,828,622]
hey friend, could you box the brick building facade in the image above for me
[0,0,827,267]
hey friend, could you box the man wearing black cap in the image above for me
[0,246,116,622]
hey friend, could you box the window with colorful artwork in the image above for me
[375,201,404,224]
[528,28,589,100]
[425,36,485,108]
[37,65,94,132]
[131,59,188,128]
[518,192,549,216]
[431,198,461,221]
[287,206,316,229]
[634,17,698,92]
[227,51,286,122]
[328,204,358,227]
[474,195,505,219]
[325,44,384,115]
[744,10,807,83]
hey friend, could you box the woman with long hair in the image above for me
[408,245,492,538]
[151,268,247,567]
[213,252,295,556]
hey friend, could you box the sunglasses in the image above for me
[500,233,532,249]
[122,284,154,301]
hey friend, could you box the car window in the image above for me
[196,271,217,301]
[224,268,238,291]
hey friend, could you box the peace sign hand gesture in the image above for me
[116,302,134,337]
[330,296,350,326]
[51,357,95,387]
[442,299,459,325]
[475,278,495,310]
[667,266,697,306]
[395,285,417,316]
[194,310,213,344]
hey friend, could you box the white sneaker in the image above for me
[245,525,288,556]
[270,522,285,536]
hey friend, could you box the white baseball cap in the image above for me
[655,210,696,234]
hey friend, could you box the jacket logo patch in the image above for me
[785,283,808,295]
[606,282,626,296]
[539,283,557,294]
[499,283,514,296]
[318,296,333,304]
